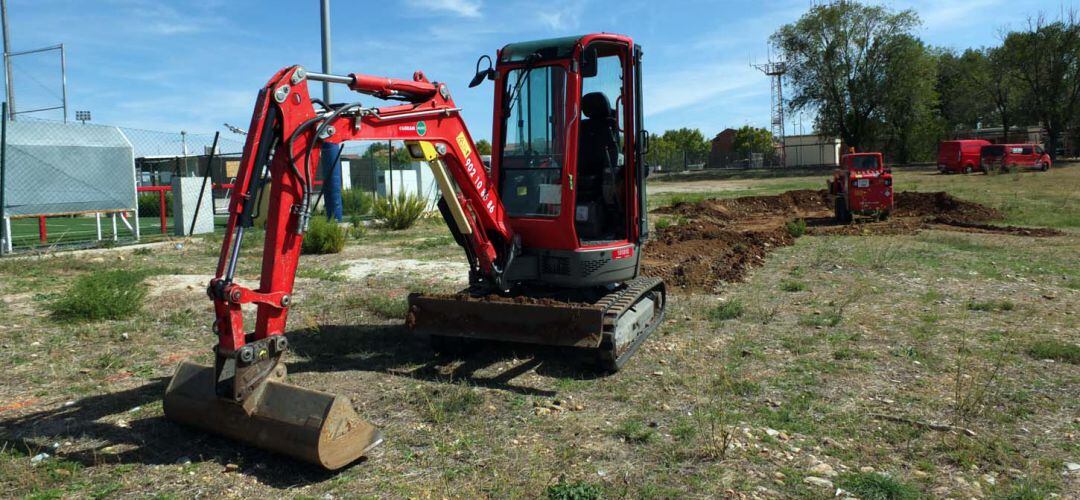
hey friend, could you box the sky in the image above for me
[3,0,1075,144]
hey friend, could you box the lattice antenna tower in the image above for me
[752,54,787,164]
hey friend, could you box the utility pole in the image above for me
[2,0,15,120]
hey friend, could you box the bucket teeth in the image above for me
[164,361,382,470]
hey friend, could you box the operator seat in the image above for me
[576,92,621,241]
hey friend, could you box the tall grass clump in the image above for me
[373,192,428,230]
[301,216,346,254]
[50,270,149,321]
[341,188,373,216]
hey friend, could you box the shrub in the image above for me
[137,191,173,217]
[654,217,672,230]
[301,216,346,254]
[373,192,428,230]
[785,218,807,237]
[50,270,148,321]
[341,189,373,216]
[709,300,744,321]
[547,481,603,500]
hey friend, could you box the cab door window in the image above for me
[499,65,567,217]
[575,43,628,243]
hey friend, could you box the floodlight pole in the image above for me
[2,0,14,120]
[59,43,67,122]
[320,0,332,103]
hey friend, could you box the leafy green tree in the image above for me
[731,126,775,156]
[644,128,709,170]
[881,35,941,162]
[475,139,492,155]
[1001,13,1080,157]
[772,1,920,151]
[936,49,996,130]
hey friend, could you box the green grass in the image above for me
[837,472,920,500]
[363,293,408,319]
[1026,340,1080,364]
[966,299,1015,312]
[49,269,149,320]
[412,384,483,424]
[708,300,744,321]
[612,417,656,444]
[779,279,807,292]
[546,481,603,500]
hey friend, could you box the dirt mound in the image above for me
[646,224,793,289]
[655,189,830,220]
[893,191,1004,223]
[643,190,1058,292]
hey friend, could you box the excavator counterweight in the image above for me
[164,33,666,469]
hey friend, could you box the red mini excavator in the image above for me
[164,34,666,469]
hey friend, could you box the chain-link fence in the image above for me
[0,107,443,254]
[0,108,252,253]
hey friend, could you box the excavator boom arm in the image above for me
[210,66,514,354]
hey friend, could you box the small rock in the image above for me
[30,453,49,464]
[30,341,41,347]
[176,456,192,465]
[859,466,875,473]
[651,371,664,376]
[765,428,780,437]
[1065,462,1080,472]
[982,474,997,485]
[117,255,125,261]
[803,476,833,489]
[116,420,130,428]
[121,333,130,341]
[174,243,184,250]
[63,400,75,407]
[913,470,929,478]
[128,406,141,413]
[773,471,786,480]
[223,463,239,473]
[778,431,790,441]
[808,462,837,477]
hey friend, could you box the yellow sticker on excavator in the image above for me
[456,132,472,157]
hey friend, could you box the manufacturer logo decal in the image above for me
[416,121,427,136]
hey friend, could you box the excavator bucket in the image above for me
[163,361,382,470]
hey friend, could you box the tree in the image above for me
[643,128,709,170]
[731,126,775,156]
[936,49,996,131]
[1001,12,1080,158]
[475,139,492,156]
[772,1,921,151]
[881,35,941,162]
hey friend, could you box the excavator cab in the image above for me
[489,34,648,287]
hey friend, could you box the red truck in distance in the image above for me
[938,139,990,174]
[827,151,894,223]
[980,144,1052,173]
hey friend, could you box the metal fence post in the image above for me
[0,102,6,254]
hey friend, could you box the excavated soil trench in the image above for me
[643,190,1062,291]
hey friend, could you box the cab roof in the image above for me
[498,33,632,64]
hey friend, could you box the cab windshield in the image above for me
[848,155,880,170]
[498,64,567,217]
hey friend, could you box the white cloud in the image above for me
[536,1,585,31]
[645,61,763,118]
[404,0,483,18]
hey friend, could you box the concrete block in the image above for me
[171,177,214,236]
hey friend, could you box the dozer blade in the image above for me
[163,361,382,470]
[407,294,607,348]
